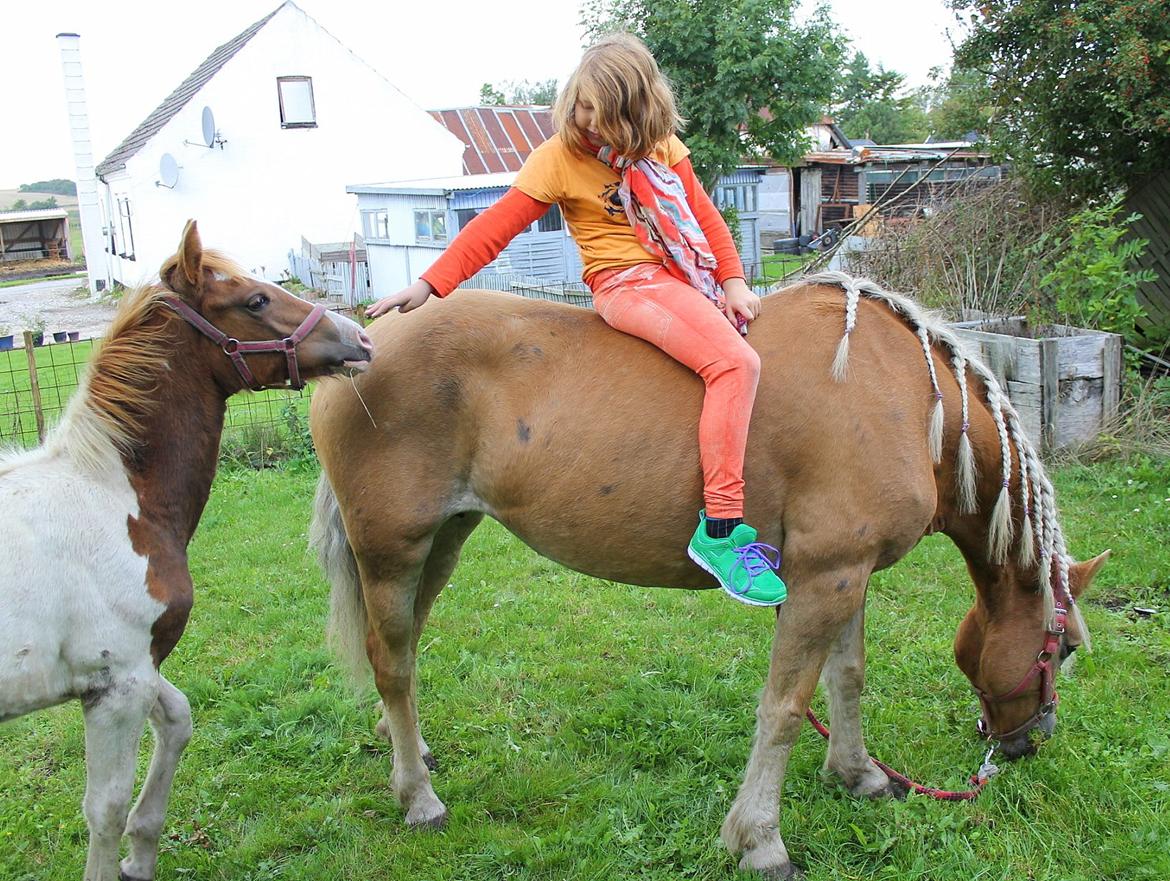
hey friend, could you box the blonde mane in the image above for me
[782,271,1072,630]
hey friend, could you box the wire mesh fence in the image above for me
[0,330,310,468]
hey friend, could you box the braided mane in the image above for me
[781,271,1070,629]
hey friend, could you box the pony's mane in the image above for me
[48,250,248,470]
[780,270,1071,629]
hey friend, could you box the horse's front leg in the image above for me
[80,665,158,881]
[819,602,898,798]
[120,676,193,881]
[721,565,869,878]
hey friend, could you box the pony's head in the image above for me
[955,550,1108,758]
[159,220,372,391]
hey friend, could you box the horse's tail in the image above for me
[310,471,370,684]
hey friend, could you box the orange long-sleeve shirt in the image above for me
[420,156,745,297]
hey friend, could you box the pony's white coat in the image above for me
[0,386,183,881]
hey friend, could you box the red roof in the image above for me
[428,106,555,175]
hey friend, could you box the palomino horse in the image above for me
[309,272,1105,878]
[0,222,372,881]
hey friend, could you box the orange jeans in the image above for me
[589,263,761,519]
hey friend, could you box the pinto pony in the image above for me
[310,271,1105,878]
[0,222,372,881]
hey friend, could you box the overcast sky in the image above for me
[1,0,963,190]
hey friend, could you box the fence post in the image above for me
[23,331,45,442]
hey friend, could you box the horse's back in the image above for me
[313,287,939,586]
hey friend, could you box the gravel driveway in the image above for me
[0,278,117,340]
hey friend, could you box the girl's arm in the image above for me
[671,157,746,284]
[366,188,549,316]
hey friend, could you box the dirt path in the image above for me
[0,278,117,340]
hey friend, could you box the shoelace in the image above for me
[730,542,782,594]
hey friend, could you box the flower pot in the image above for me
[0,335,13,351]
[53,331,68,343]
[67,331,80,342]
[31,333,44,347]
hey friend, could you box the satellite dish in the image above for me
[157,153,180,188]
[201,107,216,148]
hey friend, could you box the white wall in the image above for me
[757,167,792,243]
[101,4,464,285]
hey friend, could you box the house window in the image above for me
[362,210,389,240]
[536,203,563,232]
[414,210,447,243]
[277,76,317,128]
[715,184,756,214]
[455,208,481,230]
[116,196,136,260]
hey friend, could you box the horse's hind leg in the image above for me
[120,676,193,881]
[721,564,870,879]
[80,667,158,881]
[374,513,484,770]
[819,603,898,798]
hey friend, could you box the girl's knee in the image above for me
[728,342,761,380]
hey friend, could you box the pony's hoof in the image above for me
[120,872,151,881]
[737,840,799,879]
[422,751,438,771]
[740,858,802,880]
[405,796,448,829]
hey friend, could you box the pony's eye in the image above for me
[247,294,269,312]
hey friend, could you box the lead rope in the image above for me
[804,710,999,801]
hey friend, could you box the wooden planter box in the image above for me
[947,316,1123,451]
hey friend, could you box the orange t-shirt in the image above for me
[513,132,691,281]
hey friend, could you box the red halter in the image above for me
[162,295,327,391]
[974,575,1071,741]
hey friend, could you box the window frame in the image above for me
[414,209,448,244]
[277,76,317,129]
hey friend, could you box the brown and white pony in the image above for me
[309,271,1105,878]
[0,222,371,881]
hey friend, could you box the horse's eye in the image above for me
[247,294,269,312]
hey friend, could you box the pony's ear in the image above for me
[162,220,203,297]
[1068,549,1110,599]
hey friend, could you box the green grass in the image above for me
[756,252,815,285]
[1,459,1168,880]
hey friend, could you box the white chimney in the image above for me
[56,33,111,296]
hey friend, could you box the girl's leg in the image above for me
[590,263,785,606]
[591,263,759,517]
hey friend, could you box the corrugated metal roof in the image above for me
[0,208,69,223]
[348,172,516,194]
[94,3,286,177]
[427,107,555,175]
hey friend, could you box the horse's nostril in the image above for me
[358,330,373,352]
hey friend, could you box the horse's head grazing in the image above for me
[159,220,373,390]
[954,551,1108,759]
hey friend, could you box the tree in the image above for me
[833,51,929,145]
[915,65,994,143]
[19,179,76,196]
[583,0,844,188]
[9,199,28,211]
[952,0,1170,195]
[479,82,505,106]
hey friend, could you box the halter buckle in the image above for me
[222,338,241,355]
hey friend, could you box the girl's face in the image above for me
[573,100,603,146]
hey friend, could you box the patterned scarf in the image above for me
[596,145,726,312]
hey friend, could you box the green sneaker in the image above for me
[687,515,787,607]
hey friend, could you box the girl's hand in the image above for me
[722,278,760,328]
[365,279,435,318]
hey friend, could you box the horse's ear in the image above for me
[162,220,203,297]
[1069,549,1110,599]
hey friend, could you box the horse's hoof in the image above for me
[748,861,803,880]
[422,751,438,771]
[405,795,448,829]
[406,808,448,830]
[120,872,151,881]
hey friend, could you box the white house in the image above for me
[87,1,464,288]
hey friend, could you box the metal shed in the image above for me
[0,209,72,263]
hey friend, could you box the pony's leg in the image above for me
[119,676,193,881]
[721,566,869,879]
[819,604,896,798]
[363,544,447,828]
[80,670,158,881]
[373,514,483,771]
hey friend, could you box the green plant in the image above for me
[20,314,46,336]
[718,203,742,253]
[1033,194,1157,344]
[280,398,317,469]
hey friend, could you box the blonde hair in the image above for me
[554,32,683,161]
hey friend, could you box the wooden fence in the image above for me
[1127,169,1170,342]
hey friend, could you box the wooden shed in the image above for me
[0,209,72,263]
